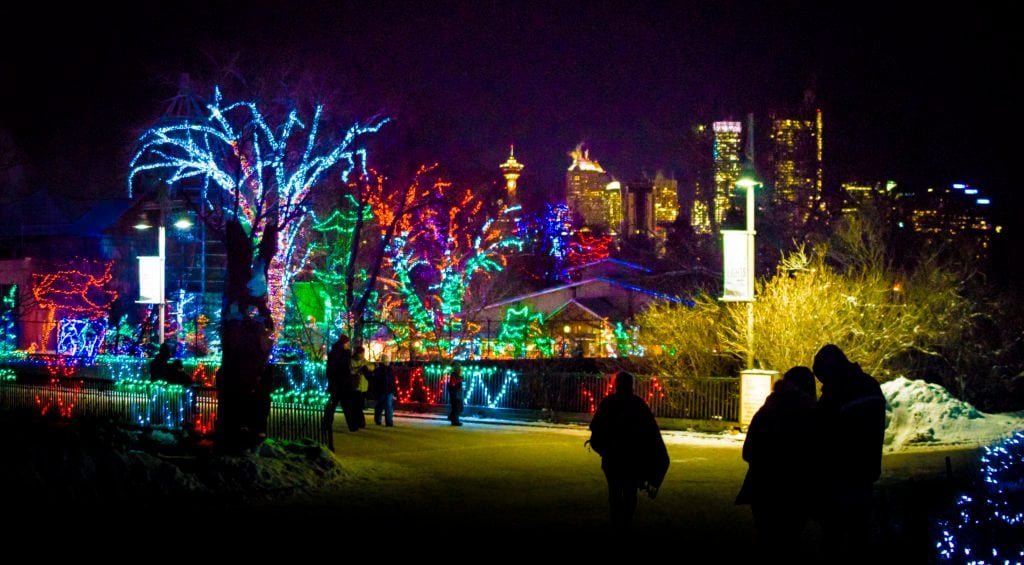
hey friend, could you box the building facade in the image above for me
[712,121,743,229]
[566,144,616,231]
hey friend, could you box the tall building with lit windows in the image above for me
[712,121,743,228]
[566,144,616,231]
[768,99,823,225]
[651,171,679,225]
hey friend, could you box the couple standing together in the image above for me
[737,344,887,561]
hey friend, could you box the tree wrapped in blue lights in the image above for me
[936,430,1024,563]
[130,87,385,449]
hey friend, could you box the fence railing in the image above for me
[393,366,740,421]
[0,378,331,447]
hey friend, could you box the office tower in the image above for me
[566,144,615,231]
[499,145,524,206]
[769,100,823,226]
[712,121,743,229]
[652,171,679,225]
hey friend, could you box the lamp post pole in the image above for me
[744,179,755,371]
[157,205,166,346]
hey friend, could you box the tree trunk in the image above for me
[215,220,276,451]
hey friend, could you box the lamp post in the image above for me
[135,189,191,348]
[720,160,759,368]
[735,164,758,370]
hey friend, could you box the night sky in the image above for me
[1,2,1016,212]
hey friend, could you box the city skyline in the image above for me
[1,2,1013,213]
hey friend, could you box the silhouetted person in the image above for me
[168,358,190,386]
[149,342,172,382]
[736,366,817,559]
[372,354,396,426]
[813,344,886,562]
[350,345,369,429]
[447,363,464,426]
[588,371,670,531]
[324,336,358,432]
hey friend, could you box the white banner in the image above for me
[721,230,753,301]
[138,256,164,304]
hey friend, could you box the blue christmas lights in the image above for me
[936,430,1024,563]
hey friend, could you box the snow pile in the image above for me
[882,377,1024,451]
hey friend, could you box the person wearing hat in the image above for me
[812,344,886,560]
[735,366,818,558]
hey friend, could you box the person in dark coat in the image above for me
[149,342,172,382]
[324,335,358,432]
[447,363,464,426]
[735,366,817,558]
[372,354,397,427]
[812,344,887,561]
[587,371,670,530]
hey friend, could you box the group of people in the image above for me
[736,344,887,560]
[148,341,192,386]
[323,335,398,431]
[587,343,886,559]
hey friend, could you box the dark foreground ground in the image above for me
[3,411,979,561]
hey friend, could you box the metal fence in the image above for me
[393,365,740,421]
[0,378,330,446]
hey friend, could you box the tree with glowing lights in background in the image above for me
[386,188,523,358]
[307,165,448,348]
[130,87,386,448]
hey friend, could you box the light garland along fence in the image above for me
[0,376,331,447]
[394,365,740,422]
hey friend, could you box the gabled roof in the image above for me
[567,257,651,274]
[481,277,682,311]
[546,297,625,322]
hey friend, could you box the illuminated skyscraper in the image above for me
[499,145,524,206]
[566,144,616,231]
[769,103,823,225]
[652,171,679,225]
[712,121,743,228]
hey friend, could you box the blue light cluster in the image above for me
[56,318,108,360]
[936,430,1024,563]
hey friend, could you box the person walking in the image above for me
[447,363,464,426]
[735,366,818,559]
[587,371,670,531]
[372,354,396,427]
[812,344,887,562]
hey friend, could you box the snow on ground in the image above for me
[658,376,1024,451]
[882,376,1023,451]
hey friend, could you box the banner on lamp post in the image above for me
[138,256,164,304]
[721,230,754,301]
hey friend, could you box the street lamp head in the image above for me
[133,213,152,230]
[736,161,759,190]
[173,213,193,230]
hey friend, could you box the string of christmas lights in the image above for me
[130,87,388,339]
